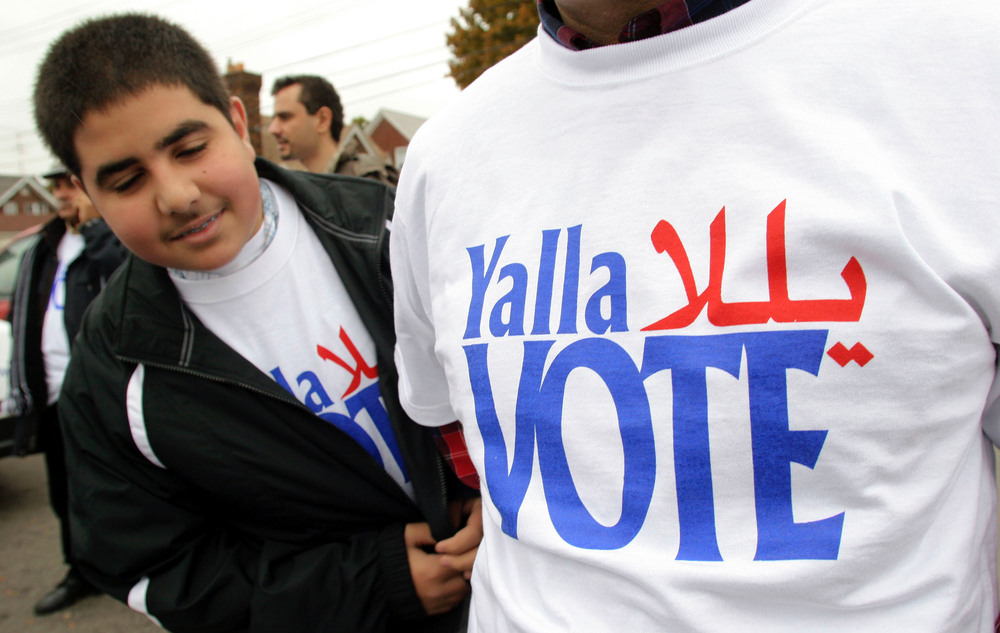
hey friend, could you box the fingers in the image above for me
[462,497,483,523]
[404,522,435,549]
[437,499,482,580]
[435,522,481,557]
[440,549,478,580]
[405,507,482,615]
[416,569,469,615]
[437,498,483,555]
[406,526,471,615]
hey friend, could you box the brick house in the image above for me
[0,175,58,239]
[364,109,427,168]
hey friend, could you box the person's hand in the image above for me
[404,522,470,615]
[436,498,482,580]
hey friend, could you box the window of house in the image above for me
[3,202,18,216]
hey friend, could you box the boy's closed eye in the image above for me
[111,170,143,194]
[176,142,207,159]
[107,142,208,193]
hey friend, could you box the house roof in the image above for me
[0,175,58,208]
[341,123,385,156]
[365,109,427,141]
[328,123,390,171]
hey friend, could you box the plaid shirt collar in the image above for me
[537,0,751,50]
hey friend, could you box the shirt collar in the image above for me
[537,0,751,50]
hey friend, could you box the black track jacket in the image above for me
[6,215,125,454]
[59,160,470,633]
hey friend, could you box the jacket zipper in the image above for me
[118,355,305,410]
[117,355,424,508]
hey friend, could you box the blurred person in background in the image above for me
[5,162,126,615]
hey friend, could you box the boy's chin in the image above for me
[146,247,241,274]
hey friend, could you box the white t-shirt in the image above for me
[42,230,85,405]
[391,0,1000,631]
[173,179,414,500]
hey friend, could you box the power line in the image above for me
[339,57,450,92]
[0,100,33,119]
[260,51,455,115]
[0,31,519,134]
[0,130,40,145]
[206,0,372,55]
[0,2,483,172]
[0,148,54,173]
[260,45,448,105]
[256,19,450,75]
[0,12,456,132]
[0,0,368,57]
[298,44,446,79]
[0,0,123,53]
[0,15,451,109]
[343,74,454,110]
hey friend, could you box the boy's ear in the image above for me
[229,96,257,157]
[69,174,104,218]
[70,174,87,194]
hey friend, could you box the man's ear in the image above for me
[229,96,257,156]
[315,105,333,134]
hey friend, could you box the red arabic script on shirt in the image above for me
[643,200,866,331]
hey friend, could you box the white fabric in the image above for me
[173,179,415,500]
[127,576,164,628]
[391,1,1000,631]
[127,363,166,469]
[41,230,85,405]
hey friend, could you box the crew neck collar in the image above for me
[534,0,810,86]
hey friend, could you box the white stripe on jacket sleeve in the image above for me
[127,576,164,627]
[127,364,166,469]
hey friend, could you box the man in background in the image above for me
[268,74,398,185]
[6,163,126,615]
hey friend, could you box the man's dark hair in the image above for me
[271,75,345,143]
[33,13,233,177]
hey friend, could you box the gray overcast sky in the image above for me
[0,0,468,175]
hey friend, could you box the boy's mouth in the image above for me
[172,213,220,240]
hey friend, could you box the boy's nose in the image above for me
[154,174,199,215]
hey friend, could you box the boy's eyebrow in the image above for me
[94,120,210,189]
[155,120,209,151]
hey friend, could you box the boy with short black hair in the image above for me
[34,13,478,633]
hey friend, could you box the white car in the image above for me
[0,225,42,456]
